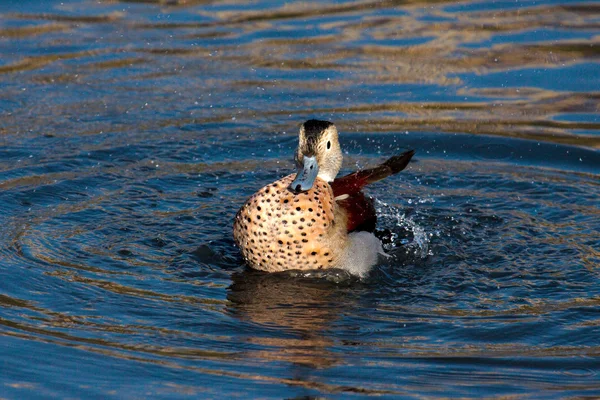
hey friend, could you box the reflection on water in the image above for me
[0,0,599,398]
[228,271,347,370]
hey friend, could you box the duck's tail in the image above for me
[331,150,415,233]
[338,231,388,278]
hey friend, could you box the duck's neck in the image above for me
[317,170,336,183]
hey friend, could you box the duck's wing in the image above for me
[331,150,415,232]
[335,192,377,232]
[331,150,415,196]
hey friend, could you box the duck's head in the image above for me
[289,119,343,193]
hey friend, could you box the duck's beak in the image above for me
[289,155,319,193]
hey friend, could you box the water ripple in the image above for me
[1,0,599,397]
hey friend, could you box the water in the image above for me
[1,0,599,398]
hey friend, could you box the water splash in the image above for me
[375,198,433,259]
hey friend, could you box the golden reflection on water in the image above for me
[228,271,345,369]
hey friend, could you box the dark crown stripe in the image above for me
[303,119,333,137]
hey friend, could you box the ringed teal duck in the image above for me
[233,120,414,276]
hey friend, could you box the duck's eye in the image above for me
[327,141,331,150]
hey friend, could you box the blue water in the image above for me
[1,0,599,398]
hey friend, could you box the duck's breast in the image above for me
[233,174,346,272]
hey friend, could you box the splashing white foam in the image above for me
[375,199,432,258]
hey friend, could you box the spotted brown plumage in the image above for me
[233,120,414,274]
[233,174,345,272]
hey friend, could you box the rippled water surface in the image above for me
[1,0,599,398]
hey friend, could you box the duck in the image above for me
[233,119,415,277]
